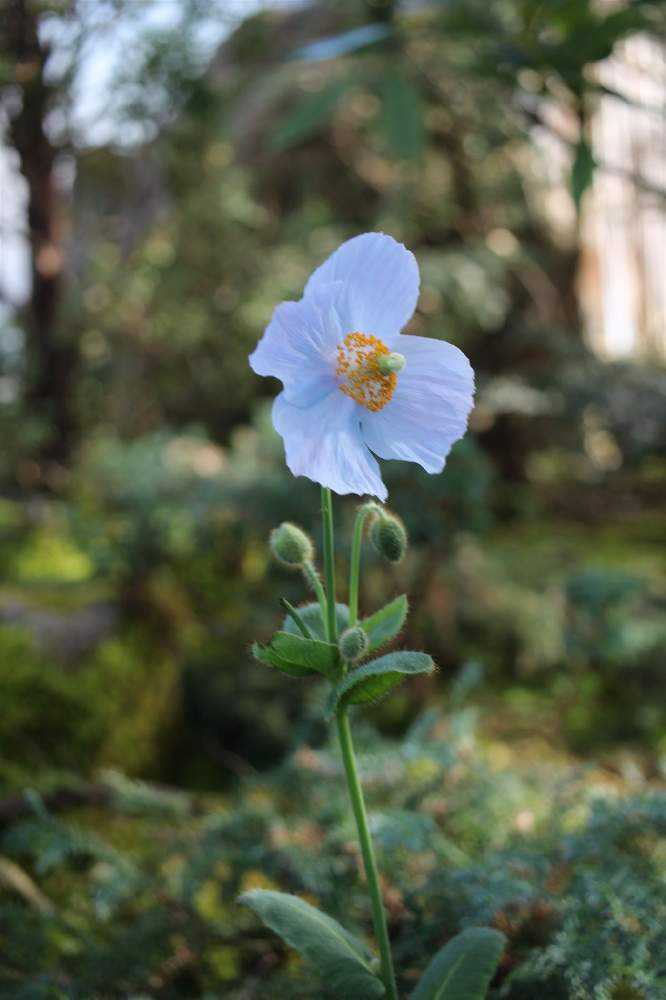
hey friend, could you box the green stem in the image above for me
[320,487,397,997]
[349,504,376,627]
[320,487,337,643]
[336,708,398,1000]
[303,561,327,634]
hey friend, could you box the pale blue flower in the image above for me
[249,233,474,501]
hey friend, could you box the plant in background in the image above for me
[243,234,505,998]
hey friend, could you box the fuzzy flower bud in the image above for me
[269,522,314,569]
[338,626,368,663]
[370,512,407,564]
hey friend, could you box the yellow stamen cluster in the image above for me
[336,332,397,412]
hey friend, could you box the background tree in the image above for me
[2,0,77,477]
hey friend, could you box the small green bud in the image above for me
[269,522,314,569]
[377,352,406,375]
[338,626,368,663]
[371,512,407,563]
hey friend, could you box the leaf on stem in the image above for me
[271,81,349,151]
[361,594,408,653]
[252,642,313,678]
[411,927,506,1000]
[240,890,385,998]
[294,24,392,63]
[571,138,595,212]
[282,601,350,641]
[380,73,425,160]
[326,650,434,717]
[253,632,339,681]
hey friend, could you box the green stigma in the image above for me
[377,352,406,375]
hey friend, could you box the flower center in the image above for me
[335,332,398,412]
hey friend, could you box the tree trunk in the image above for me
[4,0,77,477]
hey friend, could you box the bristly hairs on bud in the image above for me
[269,522,314,569]
[338,625,368,663]
[358,500,382,520]
[370,510,408,564]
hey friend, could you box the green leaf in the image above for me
[282,602,350,641]
[571,139,595,212]
[411,927,505,1000]
[240,890,385,998]
[252,641,313,678]
[327,650,435,717]
[361,595,408,653]
[295,24,392,62]
[272,81,349,151]
[253,632,339,680]
[380,73,424,160]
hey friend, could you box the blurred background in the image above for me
[0,1,665,997]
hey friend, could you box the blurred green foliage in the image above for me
[1,695,664,998]
[0,623,180,789]
[1,411,663,800]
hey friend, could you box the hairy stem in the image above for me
[336,709,399,1000]
[303,560,328,634]
[349,503,377,627]
[321,487,397,997]
[320,487,337,643]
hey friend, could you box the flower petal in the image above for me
[360,334,475,474]
[249,281,347,390]
[273,388,387,500]
[304,233,419,345]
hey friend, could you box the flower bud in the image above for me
[338,626,368,663]
[269,522,314,569]
[371,512,407,564]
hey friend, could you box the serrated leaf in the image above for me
[380,73,424,160]
[240,890,385,998]
[361,595,408,654]
[411,927,505,1000]
[272,81,348,151]
[571,139,595,211]
[253,632,339,680]
[282,601,350,641]
[327,651,435,717]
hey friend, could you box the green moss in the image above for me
[0,627,100,789]
[12,528,93,585]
